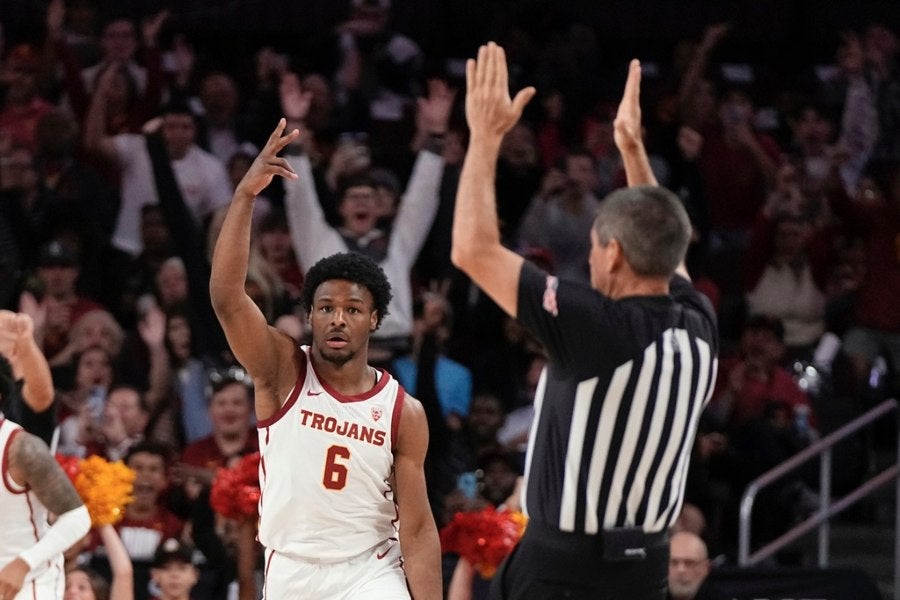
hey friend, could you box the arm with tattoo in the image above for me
[6,432,89,574]
[12,432,84,513]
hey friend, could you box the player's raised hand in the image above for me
[464,42,535,142]
[235,118,300,197]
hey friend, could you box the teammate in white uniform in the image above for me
[210,120,441,600]
[0,415,91,600]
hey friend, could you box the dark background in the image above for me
[2,0,898,117]
[3,0,898,64]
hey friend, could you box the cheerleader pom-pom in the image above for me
[210,452,261,520]
[56,454,135,527]
[440,506,527,578]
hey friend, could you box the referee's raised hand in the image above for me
[464,42,535,142]
[614,59,644,152]
[614,59,658,187]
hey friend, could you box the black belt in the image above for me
[525,520,668,561]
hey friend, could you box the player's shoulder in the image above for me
[395,392,428,433]
[6,427,51,473]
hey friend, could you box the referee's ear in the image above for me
[605,238,625,273]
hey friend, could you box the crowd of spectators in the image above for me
[0,1,897,598]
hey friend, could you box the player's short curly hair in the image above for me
[300,253,392,330]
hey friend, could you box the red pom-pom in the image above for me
[57,454,81,481]
[210,452,261,520]
[440,507,527,578]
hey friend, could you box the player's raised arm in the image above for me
[210,119,300,419]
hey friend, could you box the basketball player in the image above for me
[210,120,441,599]
[0,358,91,600]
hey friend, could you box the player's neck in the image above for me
[310,352,377,396]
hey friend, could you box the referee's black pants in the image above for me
[488,520,668,600]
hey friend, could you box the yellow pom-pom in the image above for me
[73,456,136,527]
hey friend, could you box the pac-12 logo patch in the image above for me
[542,275,559,316]
[371,407,383,422]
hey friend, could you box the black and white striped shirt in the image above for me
[516,262,718,535]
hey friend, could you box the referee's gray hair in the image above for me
[592,185,691,277]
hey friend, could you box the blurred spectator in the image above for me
[179,368,257,476]
[104,205,178,328]
[393,286,472,431]
[23,239,104,365]
[496,351,546,454]
[149,538,198,600]
[196,71,257,165]
[822,25,899,190]
[49,307,123,368]
[707,314,816,431]
[154,258,189,310]
[784,102,836,197]
[438,392,508,527]
[516,149,602,283]
[164,304,214,444]
[825,162,900,399]
[45,0,102,69]
[93,384,150,461]
[477,449,522,507]
[444,449,523,600]
[667,531,726,600]
[333,0,424,153]
[670,503,709,538]
[534,89,570,170]
[49,7,166,129]
[495,123,542,244]
[84,83,232,257]
[743,165,834,360]
[32,109,119,295]
[0,44,54,152]
[864,24,900,165]
[65,523,135,600]
[254,209,304,302]
[678,23,730,132]
[174,369,256,599]
[92,442,184,600]
[281,74,450,364]
[55,344,115,457]
[697,86,781,286]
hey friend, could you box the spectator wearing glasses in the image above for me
[171,369,256,600]
[667,532,725,600]
[179,367,257,480]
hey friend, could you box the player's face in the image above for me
[308,279,378,366]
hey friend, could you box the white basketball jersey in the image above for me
[256,347,404,561]
[0,416,65,596]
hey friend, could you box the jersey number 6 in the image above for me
[323,444,350,490]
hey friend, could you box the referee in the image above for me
[452,44,719,600]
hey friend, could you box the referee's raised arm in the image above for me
[451,42,535,319]
[452,44,718,600]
